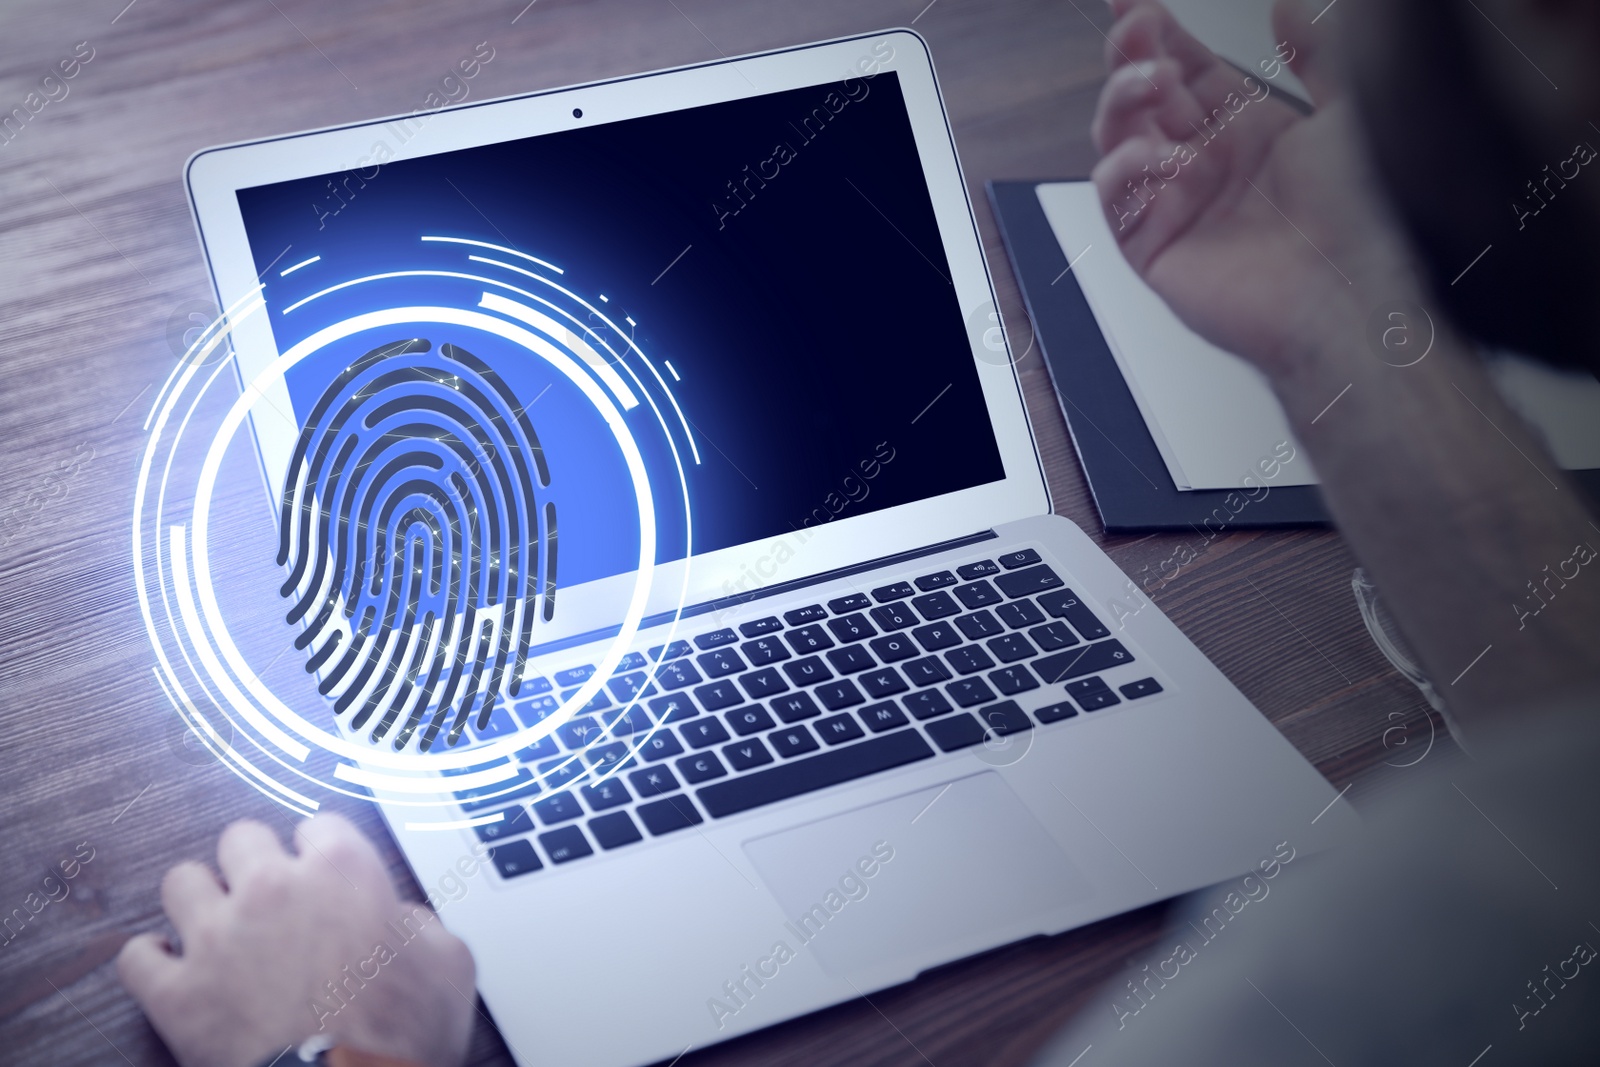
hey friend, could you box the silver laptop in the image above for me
[184,29,1355,1067]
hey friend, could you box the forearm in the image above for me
[1270,288,1600,737]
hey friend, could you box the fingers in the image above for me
[117,931,181,1001]
[1106,0,1219,81]
[1091,135,1223,274]
[160,860,224,942]
[216,819,287,887]
[1272,0,1342,105]
[1092,56,1205,156]
[293,812,388,894]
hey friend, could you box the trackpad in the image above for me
[742,773,1088,978]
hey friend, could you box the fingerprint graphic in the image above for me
[277,338,555,751]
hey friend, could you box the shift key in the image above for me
[1033,639,1135,684]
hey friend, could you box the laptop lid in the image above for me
[186,29,1049,648]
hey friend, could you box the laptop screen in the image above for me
[235,70,1005,593]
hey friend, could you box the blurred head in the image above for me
[1342,0,1600,373]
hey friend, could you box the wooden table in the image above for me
[0,1,1442,1063]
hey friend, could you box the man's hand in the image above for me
[118,814,475,1067]
[1090,0,1411,375]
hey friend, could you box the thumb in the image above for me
[1271,0,1343,106]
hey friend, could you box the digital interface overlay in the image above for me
[137,70,1007,823]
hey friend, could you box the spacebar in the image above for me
[697,732,936,818]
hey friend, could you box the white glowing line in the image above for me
[280,255,321,277]
[664,360,681,381]
[477,290,639,410]
[599,294,608,302]
[188,306,656,774]
[335,760,516,792]
[145,286,264,431]
[406,812,504,831]
[421,235,563,274]
[169,525,312,760]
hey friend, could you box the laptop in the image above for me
[184,29,1355,1067]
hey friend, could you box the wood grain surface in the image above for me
[0,1,1442,1064]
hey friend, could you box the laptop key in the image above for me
[727,705,776,736]
[681,718,731,748]
[641,730,685,761]
[1039,589,1112,641]
[581,779,631,812]
[770,725,820,758]
[1034,639,1135,685]
[988,633,1037,663]
[694,679,743,711]
[537,757,586,789]
[954,610,1004,640]
[977,691,1026,732]
[649,693,698,722]
[990,665,1040,696]
[903,689,954,720]
[698,731,935,818]
[696,648,746,679]
[723,738,775,771]
[915,570,959,590]
[770,692,823,723]
[676,751,728,784]
[1120,677,1163,700]
[997,600,1046,629]
[1029,621,1079,652]
[740,667,789,699]
[910,591,961,620]
[539,826,593,865]
[783,656,833,687]
[629,765,681,797]
[827,613,877,644]
[650,640,693,660]
[739,616,784,638]
[696,628,739,650]
[786,625,834,655]
[945,645,995,675]
[871,581,916,603]
[520,675,553,695]
[533,792,583,825]
[947,678,997,707]
[589,811,643,850]
[860,700,910,732]
[828,593,872,614]
[558,716,604,750]
[815,713,865,745]
[636,795,704,836]
[609,705,654,736]
[869,602,918,631]
[1065,677,1121,711]
[586,742,634,774]
[953,580,1003,610]
[784,604,829,626]
[860,667,908,698]
[815,680,866,711]
[654,659,703,690]
[562,688,612,714]
[997,548,1041,569]
[460,779,541,815]
[903,656,954,687]
[488,839,542,878]
[742,636,791,666]
[826,644,875,674]
[513,735,560,766]
[995,564,1064,598]
[868,632,918,663]
[957,559,1000,580]
[473,806,534,842]
[554,665,595,687]
[925,714,987,752]
[911,621,962,652]
[1035,700,1080,724]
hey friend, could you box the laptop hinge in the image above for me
[523,530,999,662]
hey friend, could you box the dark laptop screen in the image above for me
[236,70,1005,591]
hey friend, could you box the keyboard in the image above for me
[450,547,1164,879]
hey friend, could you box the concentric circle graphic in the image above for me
[135,239,698,824]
